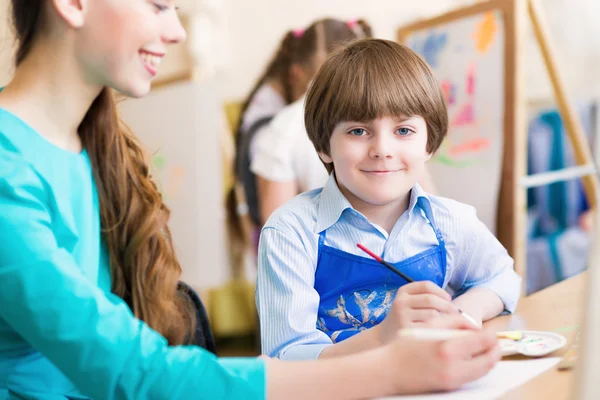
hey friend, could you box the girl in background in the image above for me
[229,18,372,255]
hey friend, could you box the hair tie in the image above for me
[293,28,304,38]
[347,19,364,39]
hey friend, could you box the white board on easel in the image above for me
[400,11,506,234]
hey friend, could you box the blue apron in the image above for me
[314,197,447,343]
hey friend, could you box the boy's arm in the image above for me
[452,287,504,323]
[447,208,522,323]
[256,227,382,360]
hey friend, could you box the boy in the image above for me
[256,39,521,360]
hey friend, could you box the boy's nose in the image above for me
[369,135,393,159]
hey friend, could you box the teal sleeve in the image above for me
[0,154,266,400]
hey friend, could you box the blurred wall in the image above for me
[220,0,461,100]
[1,1,598,102]
[0,1,13,86]
[220,0,600,102]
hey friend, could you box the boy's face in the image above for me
[319,116,432,210]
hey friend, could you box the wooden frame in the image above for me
[398,0,528,280]
[397,0,598,292]
[527,0,598,202]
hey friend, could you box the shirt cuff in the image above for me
[279,343,330,361]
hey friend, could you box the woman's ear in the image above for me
[51,0,86,28]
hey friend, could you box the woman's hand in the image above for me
[382,328,501,394]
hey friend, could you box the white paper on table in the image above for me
[377,358,560,400]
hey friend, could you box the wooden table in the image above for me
[482,272,586,399]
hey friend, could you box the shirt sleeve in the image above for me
[446,205,522,313]
[0,155,265,400]
[250,118,298,183]
[256,226,332,360]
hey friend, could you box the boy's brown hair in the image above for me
[304,39,448,173]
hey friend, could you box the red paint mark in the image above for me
[467,63,476,96]
[448,137,491,156]
[452,103,474,126]
[441,81,456,105]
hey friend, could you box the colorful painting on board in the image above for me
[404,11,505,233]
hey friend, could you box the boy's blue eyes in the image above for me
[348,128,414,136]
[349,128,366,136]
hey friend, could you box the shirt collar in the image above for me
[315,173,431,233]
[408,181,430,214]
[315,173,353,233]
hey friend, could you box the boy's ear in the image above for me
[52,0,86,29]
[318,151,333,165]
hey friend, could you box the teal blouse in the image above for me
[0,108,265,399]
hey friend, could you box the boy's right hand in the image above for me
[381,329,501,394]
[376,281,469,345]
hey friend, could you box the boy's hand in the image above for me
[376,281,465,345]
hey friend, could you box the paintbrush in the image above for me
[357,243,480,327]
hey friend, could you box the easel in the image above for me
[397,0,599,293]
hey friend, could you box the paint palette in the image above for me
[497,330,567,357]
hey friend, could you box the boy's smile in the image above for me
[361,168,404,175]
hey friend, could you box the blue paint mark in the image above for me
[412,32,448,68]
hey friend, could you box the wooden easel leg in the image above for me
[527,0,599,208]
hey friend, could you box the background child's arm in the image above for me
[256,176,297,225]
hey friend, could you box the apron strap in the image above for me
[416,197,445,246]
[318,229,327,246]
[317,229,327,264]
[417,196,448,284]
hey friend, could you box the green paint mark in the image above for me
[152,154,167,170]
[432,153,479,168]
[150,153,168,200]
[552,325,579,333]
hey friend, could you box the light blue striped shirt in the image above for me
[256,174,521,360]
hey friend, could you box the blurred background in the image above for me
[1,0,598,355]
